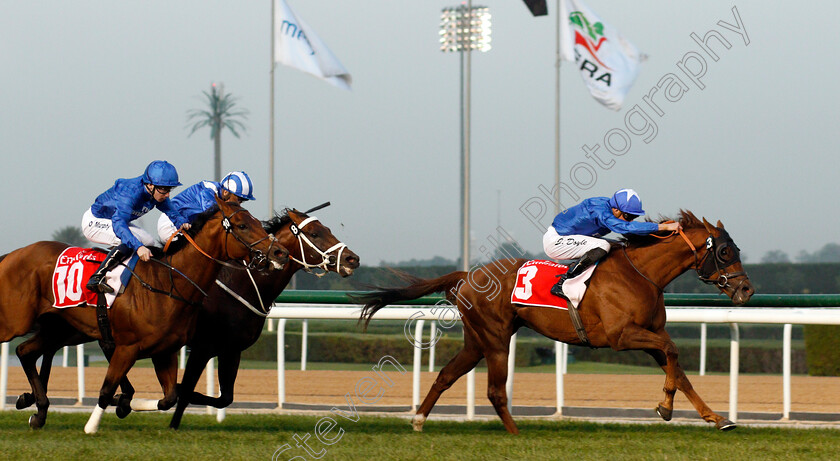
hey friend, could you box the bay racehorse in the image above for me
[0,198,289,432]
[357,211,754,434]
[168,207,359,428]
[10,207,359,429]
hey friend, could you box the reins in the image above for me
[127,205,280,306]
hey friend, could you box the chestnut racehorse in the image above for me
[0,198,289,433]
[358,211,754,434]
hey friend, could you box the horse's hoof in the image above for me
[116,404,132,419]
[716,419,737,431]
[16,393,35,410]
[655,405,673,421]
[116,394,133,419]
[412,415,426,432]
[28,414,44,430]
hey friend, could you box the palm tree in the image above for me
[187,83,248,181]
[52,226,88,247]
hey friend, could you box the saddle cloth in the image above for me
[51,247,136,309]
[510,259,596,310]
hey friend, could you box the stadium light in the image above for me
[439,3,491,273]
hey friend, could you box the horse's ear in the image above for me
[716,220,725,229]
[701,217,717,234]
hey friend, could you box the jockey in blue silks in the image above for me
[157,171,256,242]
[81,160,190,293]
[543,188,682,300]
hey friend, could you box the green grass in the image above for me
[0,412,838,461]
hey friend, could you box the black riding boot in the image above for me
[86,245,130,294]
[550,248,609,299]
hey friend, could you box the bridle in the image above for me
[165,207,280,271]
[624,224,747,294]
[676,229,748,292]
[288,216,347,277]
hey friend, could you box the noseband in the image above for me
[289,216,347,277]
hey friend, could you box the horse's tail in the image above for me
[353,270,467,330]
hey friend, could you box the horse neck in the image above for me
[165,228,229,300]
[623,228,707,288]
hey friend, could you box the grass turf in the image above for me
[1,411,839,461]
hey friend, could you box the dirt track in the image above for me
[6,367,840,414]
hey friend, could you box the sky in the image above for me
[1,1,838,266]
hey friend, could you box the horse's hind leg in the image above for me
[15,337,51,429]
[484,350,519,434]
[413,342,483,432]
[644,348,735,431]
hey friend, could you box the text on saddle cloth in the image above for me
[510,259,597,310]
[51,247,138,309]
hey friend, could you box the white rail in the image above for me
[3,305,840,422]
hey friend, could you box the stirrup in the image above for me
[87,276,114,294]
[550,279,569,300]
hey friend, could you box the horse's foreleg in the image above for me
[484,350,519,435]
[645,349,735,431]
[150,351,179,411]
[169,347,212,429]
[212,351,241,409]
[611,327,680,422]
[85,346,137,434]
[413,343,483,432]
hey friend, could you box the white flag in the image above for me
[274,0,352,90]
[559,0,643,110]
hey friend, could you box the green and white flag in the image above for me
[560,0,643,110]
[274,0,352,90]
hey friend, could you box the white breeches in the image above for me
[81,208,154,248]
[542,227,611,260]
[157,214,178,243]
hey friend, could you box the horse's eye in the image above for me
[310,231,318,238]
[238,224,248,230]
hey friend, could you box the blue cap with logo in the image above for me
[608,188,645,215]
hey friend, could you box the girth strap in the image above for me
[96,292,115,358]
[567,303,593,348]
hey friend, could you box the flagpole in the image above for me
[554,0,561,216]
[269,0,276,220]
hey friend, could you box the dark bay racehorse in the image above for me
[0,199,289,433]
[357,211,754,434]
[168,208,359,428]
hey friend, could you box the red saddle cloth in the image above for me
[51,247,105,308]
[510,260,570,310]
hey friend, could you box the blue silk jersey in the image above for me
[90,176,188,250]
[169,181,223,222]
[551,197,659,237]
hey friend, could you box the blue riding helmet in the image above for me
[142,160,182,187]
[608,188,645,215]
[220,171,256,201]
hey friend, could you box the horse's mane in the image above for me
[150,205,220,258]
[618,210,706,249]
[263,208,309,234]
